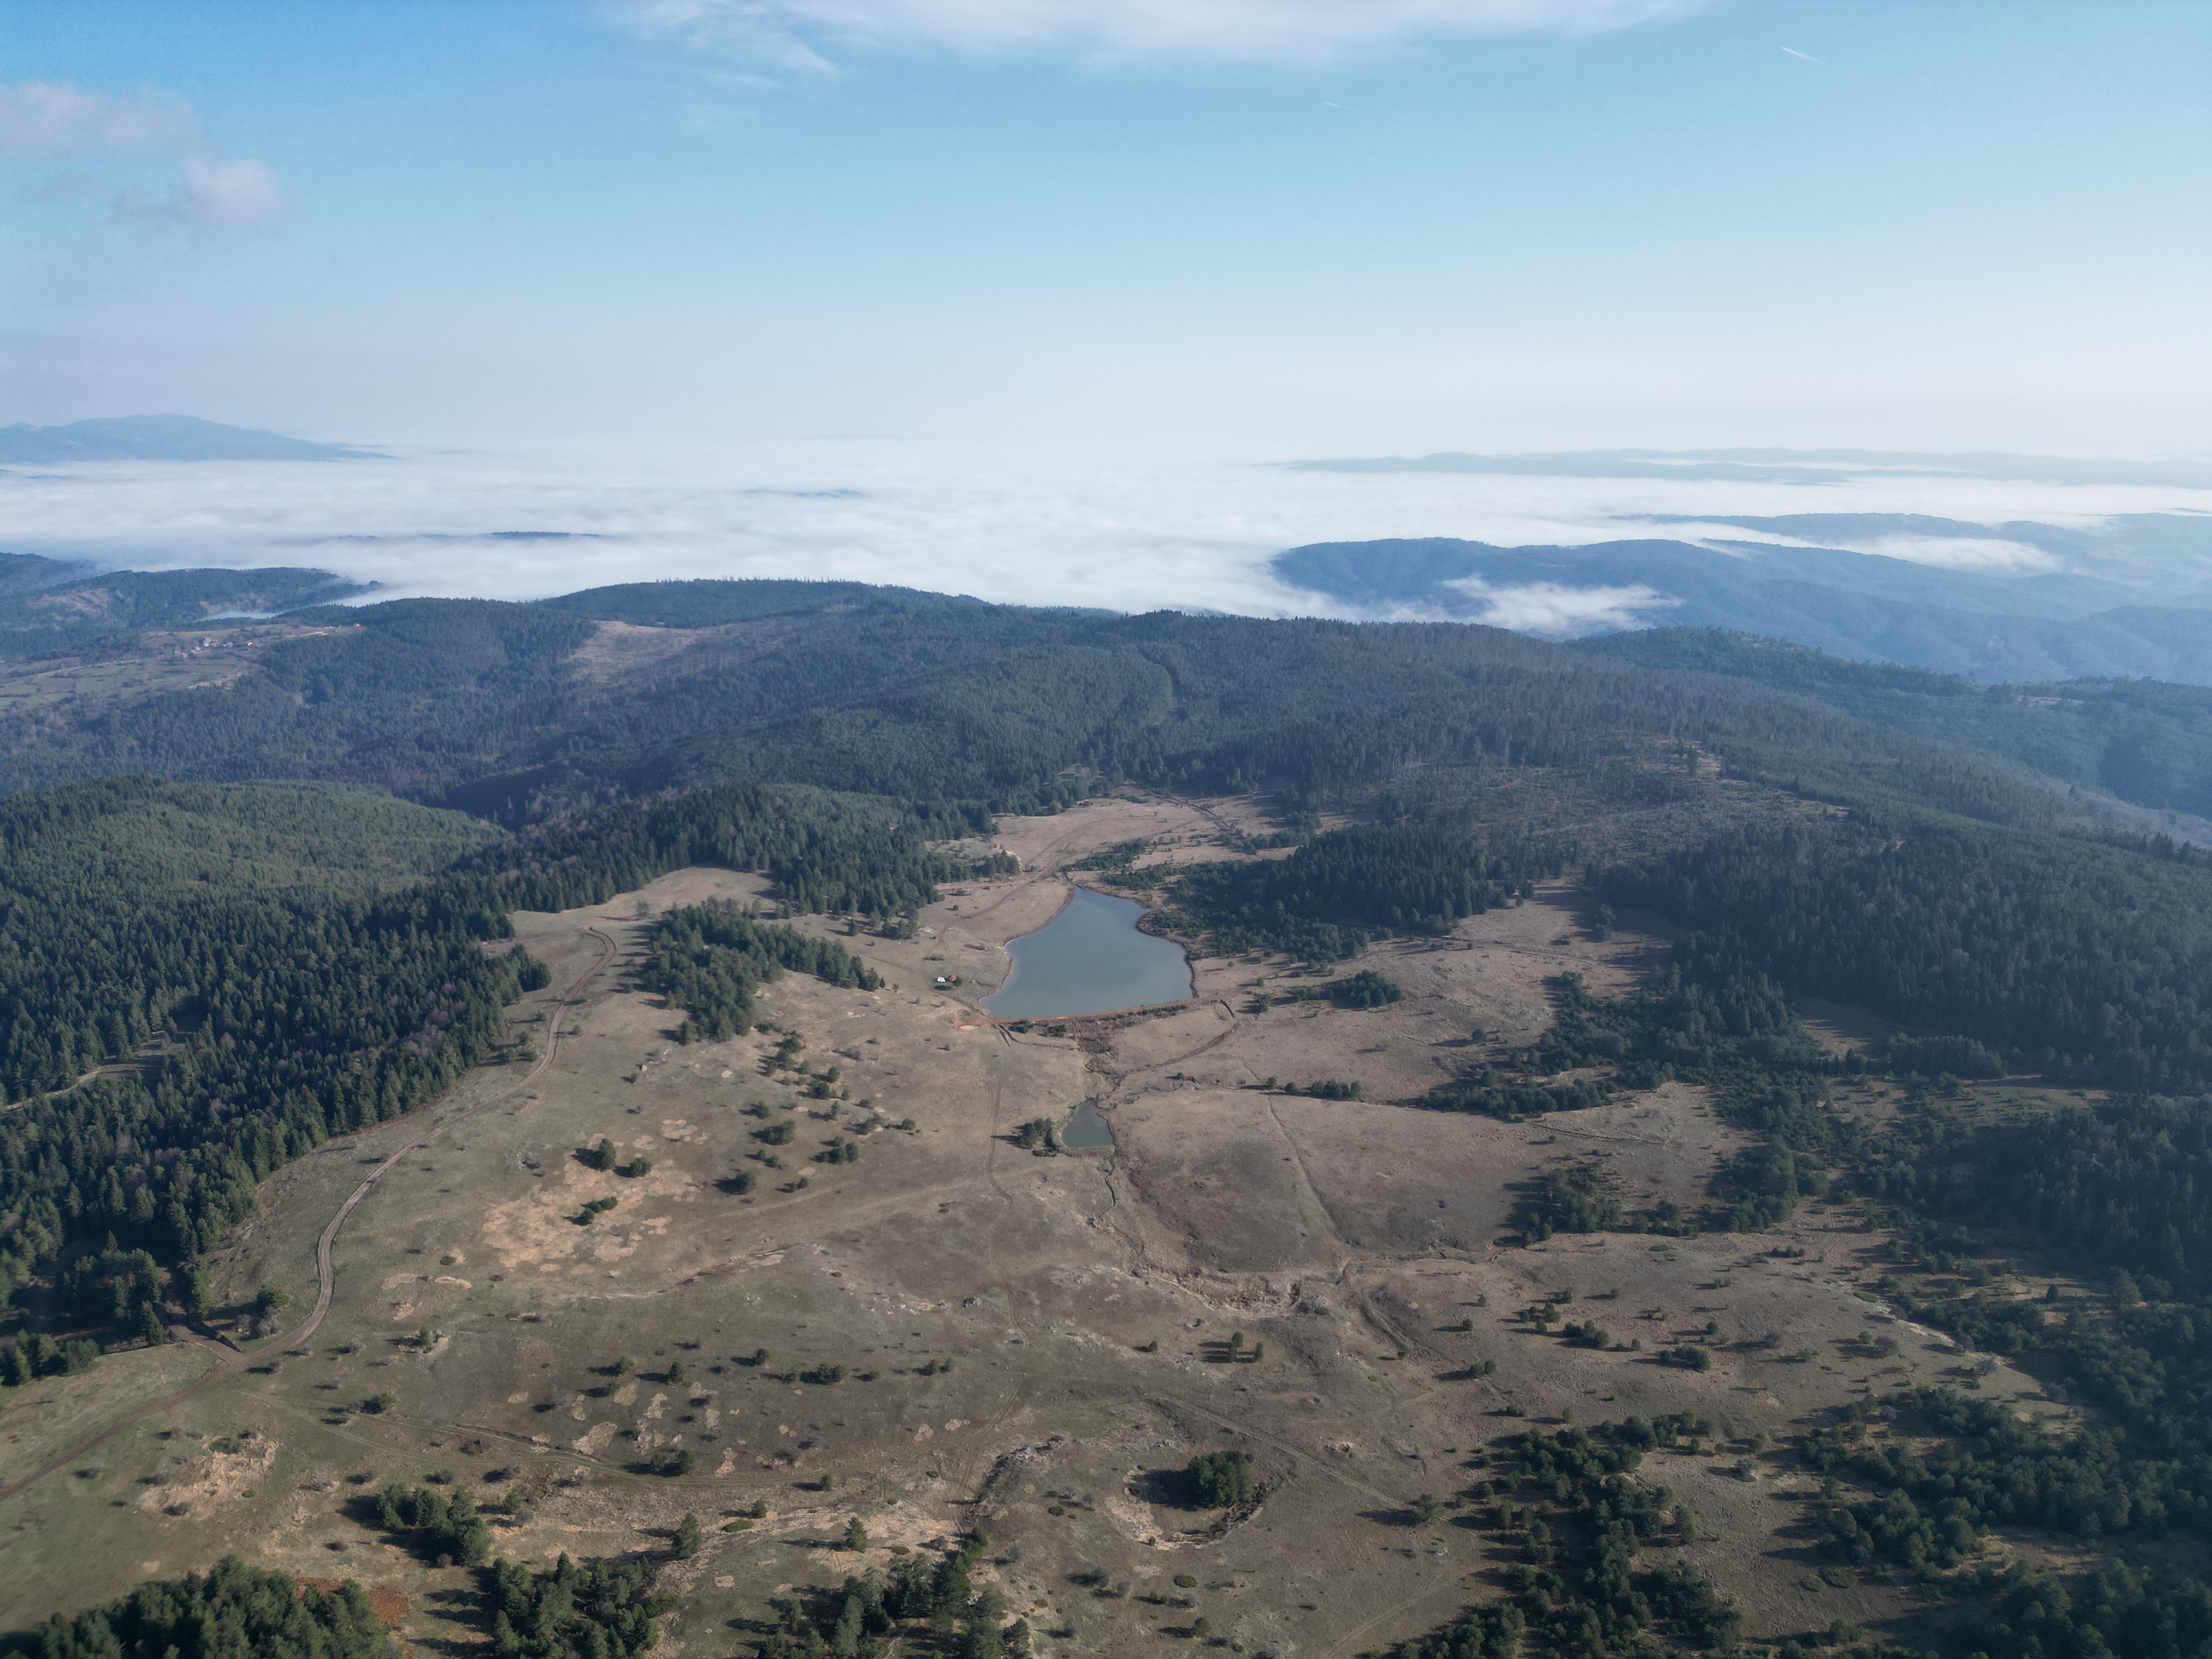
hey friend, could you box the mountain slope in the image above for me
[1288,445,2212,490]
[0,415,384,463]
[0,575,2193,855]
[1273,534,2212,684]
[0,566,371,655]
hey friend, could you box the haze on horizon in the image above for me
[2,0,2207,463]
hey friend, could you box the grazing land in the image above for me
[0,805,2069,1657]
[2,579,2209,1659]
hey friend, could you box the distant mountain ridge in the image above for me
[1289,446,2212,491]
[1272,533,2212,686]
[0,415,385,463]
[0,571,2204,843]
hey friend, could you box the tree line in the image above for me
[34,1558,398,1659]
[1747,1082,2212,1659]
[1160,817,1567,960]
[448,780,989,918]
[639,901,883,1043]
[1604,815,2212,1092]
[0,781,531,1308]
[0,775,975,1326]
[1392,1418,1740,1659]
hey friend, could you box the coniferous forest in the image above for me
[3,581,2210,1341]
[36,1559,398,1659]
[6,575,2212,1659]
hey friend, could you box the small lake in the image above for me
[982,886,1193,1020]
[1061,1098,1115,1150]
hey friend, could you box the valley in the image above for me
[0,579,2206,1659]
[0,794,2077,1658]
[8,2,2205,1649]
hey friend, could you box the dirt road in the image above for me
[0,925,617,1504]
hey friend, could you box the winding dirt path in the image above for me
[0,926,617,1505]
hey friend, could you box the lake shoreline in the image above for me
[982,885,1194,1020]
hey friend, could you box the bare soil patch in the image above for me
[567,620,720,684]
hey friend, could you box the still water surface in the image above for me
[981,886,1193,1019]
[1061,1099,1115,1150]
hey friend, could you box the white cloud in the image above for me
[111,155,290,229]
[3,443,2202,631]
[1853,535,2059,574]
[1653,522,2068,575]
[1448,577,1675,636]
[0,82,198,158]
[0,80,285,230]
[622,0,1708,68]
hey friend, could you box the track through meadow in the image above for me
[0,925,617,1504]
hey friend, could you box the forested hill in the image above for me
[1,575,2205,845]
[1576,628,2212,822]
[4,575,2212,1341]
[12,573,2212,1659]
[0,414,382,462]
[0,566,371,657]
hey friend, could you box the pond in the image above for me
[1060,1098,1115,1150]
[981,885,1193,1020]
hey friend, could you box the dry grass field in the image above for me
[0,795,2076,1656]
[0,620,345,729]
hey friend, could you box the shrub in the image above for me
[375,1482,491,1566]
[1326,970,1403,1008]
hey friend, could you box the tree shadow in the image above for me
[1196,1340,1261,1364]
[1128,1466,1204,1509]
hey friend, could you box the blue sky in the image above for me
[3,0,2207,454]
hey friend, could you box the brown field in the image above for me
[0,796,2070,1656]
[0,621,348,729]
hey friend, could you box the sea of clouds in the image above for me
[3,439,2208,631]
